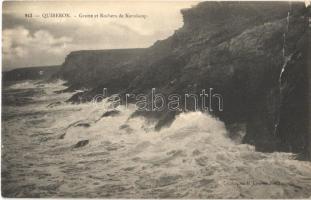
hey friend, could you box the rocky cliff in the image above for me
[3,65,60,82]
[57,2,310,158]
[56,49,146,91]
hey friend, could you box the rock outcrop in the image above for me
[3,65,60,82]
[56,2,310,158]
[56,49,146,92]
[73,140,89,148]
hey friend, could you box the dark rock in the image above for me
[119,124,133,133]
[58,133,66,139]
[54,86,80,94]
[130,110,180,131]
[3,65,60,82]
[56,2,310,157]
[56,49,145,90]
[74,123,90,128]
[119,124,130,129]
[155,111,178,131]
[276,45,309,153]
[226,123,247,144]
[47,101,61,108]
[101,110,120,118]
[73,140,89,148]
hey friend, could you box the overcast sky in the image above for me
[2,1,198,70]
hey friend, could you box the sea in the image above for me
[2,80,311,198]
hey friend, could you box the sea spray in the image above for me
[2,80,311,198]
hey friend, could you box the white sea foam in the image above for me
[2,81,311,198]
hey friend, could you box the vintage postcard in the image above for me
[1,0,311,198]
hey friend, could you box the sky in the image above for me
[2,1,198,70]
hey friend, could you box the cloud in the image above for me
[2,1,198,70]
[3,26,72,69]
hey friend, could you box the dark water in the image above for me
[2,81,311,198]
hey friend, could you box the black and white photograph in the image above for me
[1,0,311,198]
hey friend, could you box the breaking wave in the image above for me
[2,81,311,198]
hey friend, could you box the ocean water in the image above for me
[2,80,311,198]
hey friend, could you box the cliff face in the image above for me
[57,49,146,91]
[3,65,60,82]
[57,2,310,157]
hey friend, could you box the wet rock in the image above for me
[57,1,309,156]
[47,101,61,108]
[3,65,60,82]
[66,91,96,104]
[74,123,90,128]
[66,120,91,129]
[101,110,120,118]
[119,124,130,129]
[73,140,89,148]
[58,133,66,139]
